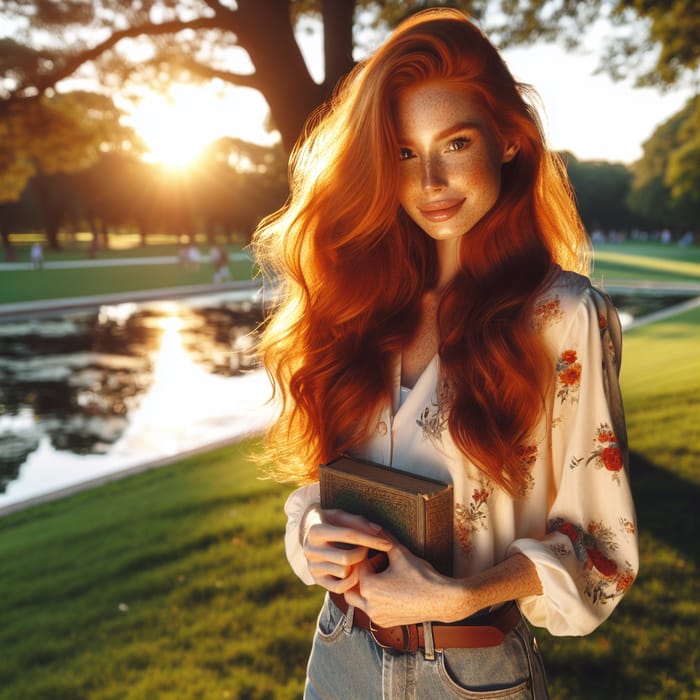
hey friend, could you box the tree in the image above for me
[2,0,698,155]
[0,91,136,254]
[563,152,636,233]
[628,96,700,232]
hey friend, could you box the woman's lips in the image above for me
[418,199,465,222]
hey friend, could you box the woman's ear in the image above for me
[502,141,520,163]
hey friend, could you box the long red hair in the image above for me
[253,9,589,495]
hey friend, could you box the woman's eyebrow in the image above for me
[397,121,481,144]
[435,121,481,140]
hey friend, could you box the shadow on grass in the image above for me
[629,451,699,567]
[540,452,699,699]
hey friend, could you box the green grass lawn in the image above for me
[0,440,322,700]
[0,307,697,699]
[590,241,700,285]
[0,260,257,305]
[0,239,697,697]
[1,240,698,306]
[0,239,257,305]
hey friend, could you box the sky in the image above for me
[498,42,695,164]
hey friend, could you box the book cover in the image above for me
[319,455,453,575]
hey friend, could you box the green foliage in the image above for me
[0,92,133,205]
[1,0,698,156]
[628,96,700,231]
[564,152,636,232]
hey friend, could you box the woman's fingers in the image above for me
[306,521,393,553]
[302,509,394,594]
[311,564,361,594]
[322,509,394,543]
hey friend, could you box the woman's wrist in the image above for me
[299,503,323,547]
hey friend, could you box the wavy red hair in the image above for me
[253,9,589,495]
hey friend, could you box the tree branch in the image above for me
[22,16,225,95]
[177,58,259,90]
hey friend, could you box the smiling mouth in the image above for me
[418,199,465,222]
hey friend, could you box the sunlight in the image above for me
[128,82,277,168]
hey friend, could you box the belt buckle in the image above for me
[369,621,418,652]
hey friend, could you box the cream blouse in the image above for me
[283,268,639,636]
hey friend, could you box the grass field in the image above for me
[588,241,700,286]
[0,239,697,698]
[1,239,698,306]
[0,309,697,698]
[0,241,256,305]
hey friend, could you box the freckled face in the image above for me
[395,82,515,243]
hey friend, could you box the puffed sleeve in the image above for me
[508,286,639,635]
[283,482,320,585]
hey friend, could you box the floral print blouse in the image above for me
[283,268,639,636]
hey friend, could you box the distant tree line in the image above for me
[1,105,698,260]
[0,90,288,259]
[1,1,698,257]
[565,95,700,238]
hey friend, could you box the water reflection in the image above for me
[0,288,695,511]
[0,291,272,508]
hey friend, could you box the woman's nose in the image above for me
[421,155,447,191]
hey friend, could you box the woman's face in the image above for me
[395,81,517,243]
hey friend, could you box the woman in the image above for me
[253,8,638,699]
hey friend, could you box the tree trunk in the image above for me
[322,0,356,90]
[234,0,329,150]
[33,174,63,250]
[0,220,16,262]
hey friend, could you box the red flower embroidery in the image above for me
[561,349,578,364]
[455,483,493,556]
[559,365,582,385]
[587,547,618,577]
[548,517,636,605]
[600,446,623,472]
[532,296,563,331]
[557,522,580,542]
[556,349,582,403]
[597,429,616,444]
[472,488,490,506]
[616,570,635,592]
[574,423,625,484]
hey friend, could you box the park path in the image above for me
[0,251,251,271]
[1,252,698,327]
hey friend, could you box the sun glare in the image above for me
[128,82,276,168]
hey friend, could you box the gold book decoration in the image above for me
[319,455,453,576]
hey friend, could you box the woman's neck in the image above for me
[435,236,462,293]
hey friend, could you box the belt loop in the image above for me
[343,604,355,635]
[422,622,435,660]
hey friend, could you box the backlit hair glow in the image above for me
[253,8,589,495]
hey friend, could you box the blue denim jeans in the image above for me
[304,594,549,700]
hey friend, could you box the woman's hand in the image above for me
[344,547,542,628]
[303,509,393,594]
[344,539,467,627]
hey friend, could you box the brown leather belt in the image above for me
[329,592,521,653]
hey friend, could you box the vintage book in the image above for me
[319,455,453,576]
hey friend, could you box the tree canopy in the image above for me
[628,95,700,231]
[2,0,699,152]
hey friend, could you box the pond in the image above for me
[0,289,274,512]
[0,287,695,513]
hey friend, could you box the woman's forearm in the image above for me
[442,553,542,622]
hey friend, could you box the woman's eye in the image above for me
[447,137,470,152]
[399,147,414,161]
